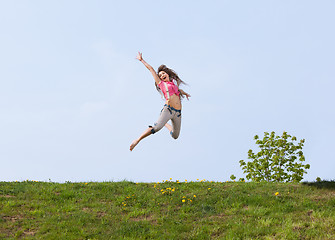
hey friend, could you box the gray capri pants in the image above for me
[149,104,181,139]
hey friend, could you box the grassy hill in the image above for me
[1,180,335,239]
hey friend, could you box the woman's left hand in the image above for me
[180,89,191,100]
[185,93,191,100]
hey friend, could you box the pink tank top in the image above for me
[158,80,180,100]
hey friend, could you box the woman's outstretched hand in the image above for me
[136,52,143,61]
[179,89,191,100]
[136,52,160,84]
[184,92,191,100]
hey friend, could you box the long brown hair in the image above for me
[155,65,187,98]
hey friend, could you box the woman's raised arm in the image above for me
[136,52,161,85]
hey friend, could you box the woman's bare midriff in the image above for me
[165,94,182,110]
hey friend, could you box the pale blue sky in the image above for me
[1,1,334,182]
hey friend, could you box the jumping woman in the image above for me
[129,52,191,151]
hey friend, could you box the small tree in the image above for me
[239,131,310,182]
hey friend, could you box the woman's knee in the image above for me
[170,131,180,139]
[150,123,164,134]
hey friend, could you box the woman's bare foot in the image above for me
[130,139,139,151]
[129,127,153,151]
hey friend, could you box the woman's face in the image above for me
[158,71,170,82]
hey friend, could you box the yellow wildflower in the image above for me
[275,192,279,196]
[194,195,197,198]
[182,199,186,203]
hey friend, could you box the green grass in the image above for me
[1,179,335,239]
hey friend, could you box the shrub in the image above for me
[239,131,310,182]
